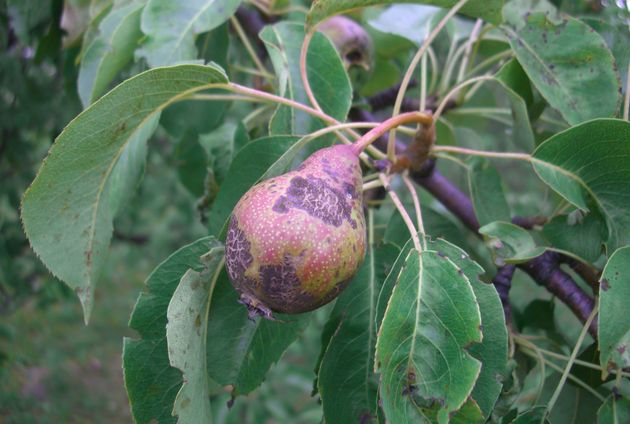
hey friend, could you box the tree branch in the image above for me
[521,253,597,337]
[412,169,480,231]
[492,265,515,327]
[366,81,456,113]
[561,256,601,293]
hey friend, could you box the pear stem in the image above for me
[352,112,433,155]
[379,174,422,253]
[402,173,425,236]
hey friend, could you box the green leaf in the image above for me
[260,22,352,137]
[123,236,220,424]
[598,246,630,373]
[109,115,156,217]
[317,244,400,424]
[468,159,511,227]
[306,0,504,28]
[175,122,248,198]
[384,206,473,252]
[199,122,249,185]
[77,1,113,63]
[425,238,507,420]
[502,9,620,125]
[542,211,605,265]
[375,239,415,334]
[598,395,630,424]
[494,59,536,151]
[77,1,144,107]
[159,94,228,138]
[583,18,630,91]
[367,4,475,46]
[208,135,300,236]
[166,245,225,423]
[158,25,231,138]
[205,271,312,395]
[479,221,545,264]
[138,0,242,67]
[375,240,483,422]
[21,63,229,321]
[174,131,208,197]
[6,0,53,44]
[532,119,630,252]
[510,406,549,423]
[450,402,484,424]
[571,343,613,390]
[360,59,401,97]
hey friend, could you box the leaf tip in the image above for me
[75,284,95,325]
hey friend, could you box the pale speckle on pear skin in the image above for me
[225,144,367,314]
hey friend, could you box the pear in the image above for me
[225,144,366,317]
[319,16,374,90]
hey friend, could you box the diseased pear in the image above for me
[225,144,366,317]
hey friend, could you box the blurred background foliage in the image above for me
[0,0,629,422]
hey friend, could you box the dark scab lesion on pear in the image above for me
[258,255,327,315]
[224,217,253,282]
[259,255,302,302]
[272,176,355,228]
[272,196,289,213]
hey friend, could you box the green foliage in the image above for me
[468,159,511,226]
[598,395,630,424]
[479,221,545,264]
[139,0,242,67]
[77,1,144,106]
[306,0,504,28]
[204,272,312,395]
[375,237,483,422]
[542,211,605,264]
[6,0,630,422]
[428,237,508,421]
[494,59,536,150]
[166,244,225,422]
[502,3,621,125]
[532,119,630,252]
[598,247,630,373]
[21,63,228,321]
[317,244,399,423]
[124,236,219,424]
[261,22,352,136]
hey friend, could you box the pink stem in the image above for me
[352,112,433,155]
